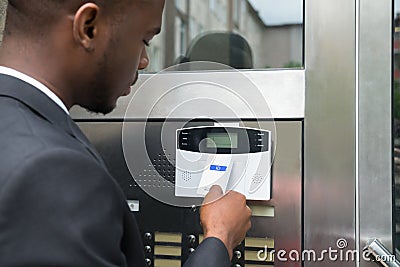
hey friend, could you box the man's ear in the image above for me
[72,3,100,52]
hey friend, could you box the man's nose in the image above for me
[138,48,149,70]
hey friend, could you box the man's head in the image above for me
[1,0,164,114]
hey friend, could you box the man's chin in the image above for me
[82,103,117,116]
[122,86,132,96]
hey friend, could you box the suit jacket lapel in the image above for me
[0,74,106,166]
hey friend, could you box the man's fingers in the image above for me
[203,185,223,204]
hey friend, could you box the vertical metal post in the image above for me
[304,0,357,266]
[305,0,393,266]
[359,0,392,265]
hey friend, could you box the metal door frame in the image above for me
[305,0,392,266]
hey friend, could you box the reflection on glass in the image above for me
[395,1,400,259]
[146,0,303,72]
[0,0,5,45]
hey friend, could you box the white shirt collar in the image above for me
[0,66,69,114]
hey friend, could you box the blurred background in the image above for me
[143,0,303,72]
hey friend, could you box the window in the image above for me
[175,0,186,13]
[209,0,216,12]
[233,0,241,26]
[175,17,187,57]
[144,0,303,72]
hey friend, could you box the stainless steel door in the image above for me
[71,0,395,266]
[305,0,392,266]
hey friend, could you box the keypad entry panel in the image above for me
[77,121,302,267]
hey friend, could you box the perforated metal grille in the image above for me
[151,153,176,184]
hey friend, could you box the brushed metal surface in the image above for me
[359,1,393,265]
[304,0,357,266]
[77,120,302,267]
[71,70,305,120]
[246,121,302,267]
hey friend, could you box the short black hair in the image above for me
[4,0,127,37]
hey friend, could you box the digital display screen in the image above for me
[206,133,238,149]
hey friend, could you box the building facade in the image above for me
[0,0,6,46]
[146,0,303,72]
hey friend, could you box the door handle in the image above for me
[364,239,400,267]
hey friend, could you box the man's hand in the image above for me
[200,185,252,260]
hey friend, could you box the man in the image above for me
[0,0,252,266]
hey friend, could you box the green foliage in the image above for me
[394,80,400,119]
[283,61,302,68]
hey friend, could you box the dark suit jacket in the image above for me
[0,74,230,267]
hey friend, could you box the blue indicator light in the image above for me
[210,165,227,171]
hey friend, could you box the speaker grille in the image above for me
[182,171,192,182]
[151,153,175,183]
[252,173,263,184]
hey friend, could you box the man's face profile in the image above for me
[77,0,165,114]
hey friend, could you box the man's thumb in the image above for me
[203,185,223,205]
